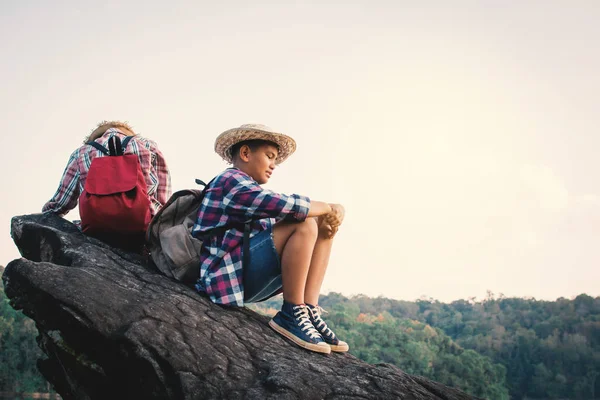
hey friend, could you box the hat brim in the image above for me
[214,127,296,164]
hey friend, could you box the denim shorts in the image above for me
[243,226,282,303]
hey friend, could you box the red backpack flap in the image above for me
[80,139,151,235]
[84,155,139,194]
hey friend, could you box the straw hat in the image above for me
[215,124,296,164]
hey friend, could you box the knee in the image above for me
[295,217,318,239]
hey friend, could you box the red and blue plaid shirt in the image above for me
[192,168,310,306]
[42,128,172,217]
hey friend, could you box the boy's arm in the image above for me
[307,201,333,217]
[42,149,81,217]
[150,144,172,204]
[224,177,310,222]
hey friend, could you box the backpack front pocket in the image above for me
[159,224,203,281]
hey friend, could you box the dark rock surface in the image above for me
[3,213,480,400]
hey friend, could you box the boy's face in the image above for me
[242,143,278,184]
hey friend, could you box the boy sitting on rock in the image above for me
[192,124,348,354]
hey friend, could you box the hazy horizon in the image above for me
[1,1,599,303]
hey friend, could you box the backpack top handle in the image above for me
[108,136,124,156]
[87,135,134,156]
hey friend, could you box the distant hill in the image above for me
[249,292,600,400]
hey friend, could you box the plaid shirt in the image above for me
[192,168,310,306]
[42,128,172,217]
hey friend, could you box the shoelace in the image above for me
[292,305,322,340]
[310,306,336,339]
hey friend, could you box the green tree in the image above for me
[317,292,600,399]
[0,271,49,392]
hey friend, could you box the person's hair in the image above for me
[84,120,136,143]
[229,139,279,162]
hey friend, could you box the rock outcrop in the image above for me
[3,213,479,400]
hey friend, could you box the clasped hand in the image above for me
[319,204,345,239]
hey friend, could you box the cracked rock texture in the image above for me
[3,213,480,400]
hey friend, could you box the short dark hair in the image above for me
[229,139,279,161]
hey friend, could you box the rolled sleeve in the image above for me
[289,194,310,222]
[224,176,310,223]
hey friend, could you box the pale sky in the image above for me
[1,1,599,303]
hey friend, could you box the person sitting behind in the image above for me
[42,120,172,250]
[192,123,348,355]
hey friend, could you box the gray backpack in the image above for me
[146,179,251,285]
[146,179,210,284]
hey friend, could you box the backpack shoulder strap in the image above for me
[197,178,216,195]
[121,136,134,150]
[86,141,109,155]
[243,220,251,269]
[184,176,252,268]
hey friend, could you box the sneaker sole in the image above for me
[329,343,349,352]
[269,320,331,354]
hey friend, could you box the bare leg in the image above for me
[270,219,345,353]
[272,218,318,304]
[304,226,335,305]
